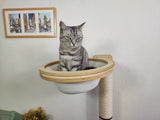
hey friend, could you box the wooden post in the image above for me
[99,73,113,120]
[93,55,113,120]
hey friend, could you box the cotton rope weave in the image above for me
[99,73,113,120]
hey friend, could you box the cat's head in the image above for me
[59,21,85,48]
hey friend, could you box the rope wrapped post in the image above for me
[93,55,113,120]
[99,73,113,120]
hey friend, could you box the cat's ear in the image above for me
[78,22,86,30]
[60,21,66,30]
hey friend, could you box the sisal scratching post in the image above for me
[93,55,113,120]
[99,73,113,120]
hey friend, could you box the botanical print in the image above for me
[8,14,22,33]
[23,13,36,33]
[38,13,51,32]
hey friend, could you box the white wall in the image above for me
[0,0,160,120]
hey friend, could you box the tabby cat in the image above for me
[59,21,89,71]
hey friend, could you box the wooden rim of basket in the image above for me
[40,68,113,83]
[39,58,114,77]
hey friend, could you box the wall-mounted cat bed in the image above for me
[39,56,114,94]
[39,55,114,120]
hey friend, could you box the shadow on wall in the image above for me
[86,87,99,120]
[86,38,117,56]
[113,62,146,120]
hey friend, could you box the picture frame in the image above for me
[3,7,57,38]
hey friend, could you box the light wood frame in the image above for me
[3,8,57,38]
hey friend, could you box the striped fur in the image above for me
[59,21,88,71]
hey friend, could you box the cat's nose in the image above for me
[74,43,77,46]
[71,41,76,46]
[73,43,76,46]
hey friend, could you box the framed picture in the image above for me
[3,8,57,38]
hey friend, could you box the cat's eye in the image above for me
[65,36,71,40]
[77,37,82,42]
